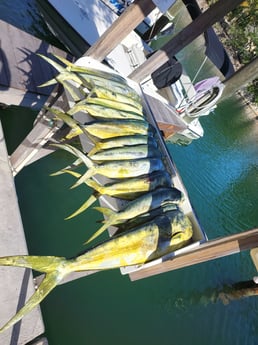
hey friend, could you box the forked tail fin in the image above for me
[84,220,112,244]
[94,206,116,218]
[0,255,69,333]
[65,194,97,219]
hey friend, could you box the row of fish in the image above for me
[0,54,193,333]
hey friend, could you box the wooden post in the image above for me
[129,228,258,281]
[10,85,67,175]
[84,0,156,61]
[221,57,258,100]
[129,0,243,82]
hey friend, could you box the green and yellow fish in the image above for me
[62,170,172,219]
[89,144,160,162]
[87,186,184,243]
[51,143,165,188]
[88,134,157,156]
[0,210,192,333]
[68,102,144,121]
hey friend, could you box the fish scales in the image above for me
[86,170,172,196]
[68,102,144,120]
[90,144,160,161]
[88,134,158,155]
[87,187,183,242]
[0,211,192,333]
[90,157,165,179]
[115,204,179,232]
[0,53,195,336]
[100,187,183,224]
[84,119,154,139]
[89,85,142,111]
[85,97,143,116]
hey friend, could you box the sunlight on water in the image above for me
[1,1,258,344]
[169,97,258,237]
[0,0,65,48]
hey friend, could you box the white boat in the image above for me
[37,0,224,144]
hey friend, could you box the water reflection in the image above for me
[169,96,258,238]
[162,279,258,312]
[1,1,258,344]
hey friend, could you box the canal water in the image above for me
[1,1,258,345]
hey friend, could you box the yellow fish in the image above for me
[0,210,192,333]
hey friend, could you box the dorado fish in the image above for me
[51,53,128,84]
[38,53,126,86]
[38,54,141,103]
[86,170,172,197]
[48,108,152,141]
[85,96,143,116]
[62,170,172,219]
[74,157,165,187]
[67,102,144,121]
[115,204,180,233]
[88,85,142,111]
[87,187,183,243]
[51,143,165,187]
[0,210,193,333]
[88,135,157,156]
[77,119,153,140]
[52,55,142,103]
[89,144,160,162]
[64,119,154,140]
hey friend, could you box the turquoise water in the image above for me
[1,1,258,345]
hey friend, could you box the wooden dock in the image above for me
[0,20,73,345]
[0,0,257,340]
[0,19,72,110]
[0,121,48,344]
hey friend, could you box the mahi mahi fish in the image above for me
[62,170,173,219]
[87,186,184,243]
[0,210,193,333]
[51,143,165,188]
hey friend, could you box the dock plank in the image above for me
[0,19,73,108]
[0,121,46,344]
[129,228,258,281]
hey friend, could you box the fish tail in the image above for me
[87,145,98,156]
[37,54,66,73]
[0,255,69,333]
[50,159,82,176]
[84,178,102,192]
[38,77,58,88]
[84,221,111,244]
[65,128,83,140]
[70,168,95,189]
[62,169,82,179]
[65,195,97,219]
[87,138,102,155]
[46,107,79,128]
[51,143,94,170]
[51,53,74,68]
[57,77,83,102]
[49,165,81,178]
[94,206,116,218]
[79,152,94,169]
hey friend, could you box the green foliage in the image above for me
[207,0,257,105]
[227,1,258,105]
[226,0,258,64]
[247,78,258,103]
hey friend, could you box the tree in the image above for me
[226,0,258,63]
